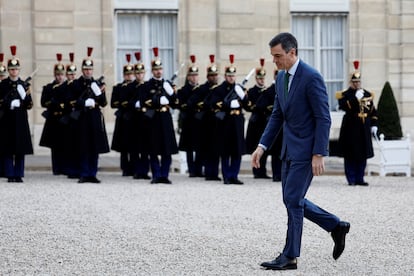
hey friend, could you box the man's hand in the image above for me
[312,155,325,176]
[251,146,265,169]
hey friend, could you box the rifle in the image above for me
[23,67,39,88]
[70,75,105,120]
[223,67,255,103]
[241,68,256,88]
[169,62,186,83]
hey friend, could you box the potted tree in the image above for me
[367,81,411,176]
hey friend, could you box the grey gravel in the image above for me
[1,172,413,275]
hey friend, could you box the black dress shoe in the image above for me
[7,178,15,183]
[260,253,297,270]
[151,178,160,184]
[142,174,151,180]
[273,176,281,182]
[356,182,369,186]
[205,176,222,181]
[254,174,271,179]
[223,179,231,184]
[231,178,244,185]
[348,182,356,186]
[89,177,101,183]
[159,177,172,184]
[78,177,87,183]
[331,221,350,260]
[14,177,23,183]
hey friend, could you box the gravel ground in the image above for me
[0,172,413,275]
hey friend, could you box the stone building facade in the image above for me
[0,0,413,160]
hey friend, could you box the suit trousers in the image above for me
[281,159,340,258]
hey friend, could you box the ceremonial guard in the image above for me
[209,55,247,184]
[111,53,135,176]
[0,46,33,182]
[129,52,150,180]
[245,61,282,181]
[177,55,204,177]
[188,55,220,181]
[39,53,67,175]
[70,47,110,183]
[60,52,80,178]
[139,47,178,184]
[337,61,378,186]
[0,53,8,178]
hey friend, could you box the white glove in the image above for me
[230,99,240,108]
[10,99,20,109]
[17,84,26,99]
[160,96,169,105]
[163,81,174,96]
[91,82,102,96]
[85,98,96,107]
[235,84,245,99]
[371,126,378,135]
[135,100,141,108]
[355,89,364,100]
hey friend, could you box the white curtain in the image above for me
[149,14,177,81]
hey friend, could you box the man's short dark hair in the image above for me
[269,32,298,55]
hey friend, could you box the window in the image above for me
[115,11,177,82]
[292,14,347,110]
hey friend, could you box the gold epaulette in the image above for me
[369,91,375,99]
[335,89,346,99]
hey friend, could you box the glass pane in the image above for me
[321,49,343,79]
[292,16,315,66]
[148,14,177,80]
[326,82,343,110]
[320,17,344,47]
[117,14,142,46]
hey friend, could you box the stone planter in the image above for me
[367,134,411,176]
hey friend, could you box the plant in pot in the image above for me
[367,81,411,176]
[377,81,403,140]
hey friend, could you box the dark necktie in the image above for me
[284,72,290,98]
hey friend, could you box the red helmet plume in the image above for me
[353,60,360,70]
[229,54,234,64]
[134,52,141,62]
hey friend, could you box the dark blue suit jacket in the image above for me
[259,60,331,161]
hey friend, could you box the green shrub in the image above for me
[377,81,403,140]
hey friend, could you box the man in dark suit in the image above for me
[251,32,350,270]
